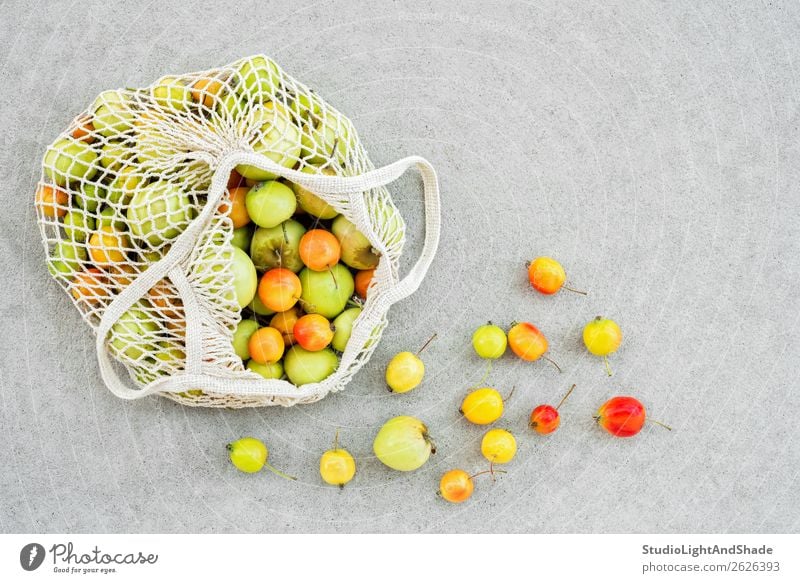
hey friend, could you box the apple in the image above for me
[283,345,338,385]
[247,359,284,380]
[107,166,143,205]
[301,114,355,165]
[373,416,434,472]
[44,138,98,186]
[152,345,186,370]
[231,225,253,251]
[127,182,193,247]
[99,140,135,172]
[298,264,354,319]
[232,319,260,360]
[48,240,88,276]
[231,246,258,309]
[62,210,94,242]
[110,306,160,360]
[151,77,192,112]
[289,90,322,124]
[331,307,362,352]
[198,239,251,307]
[249,218,306,272]
[75,183,104,213]
[370,196,405,248]
[292,166,339,219]
[247,294,275,316]
[217,90,243,120]
[245,181,296,228]
[140,248,164,263]
[235,56,281,100]
[91,90,134,138]
[97,206,127,231]
[127,181,193,247]
[331,215,379,270]
[235,102,301,181]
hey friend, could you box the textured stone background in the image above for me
[1,0,798,533]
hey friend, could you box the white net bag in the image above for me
[35,55,441,408]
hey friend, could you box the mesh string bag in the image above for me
[35,55,441,408]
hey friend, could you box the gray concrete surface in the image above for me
[1,0,798,533]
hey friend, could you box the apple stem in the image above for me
[416,333,438,356]
[422,430,437,455]
[281,223,288,244]
[469,469,508,480]
[603,355,613,377]
[543,355,562,373]
[503,386,515,403]
[556,384,577,410]
[328,266,338,290]
[332,429,340,451]
[650,419,673,431]
[471,360,493,388]
[264,462,297,481]
[329,136,340,159]
[563,285,587,296]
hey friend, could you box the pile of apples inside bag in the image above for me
[35,55,405,398]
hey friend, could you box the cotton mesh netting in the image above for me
[35,55,439,408]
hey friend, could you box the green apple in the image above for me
[331,215,379,270]
[151,77,192,112]
[245,181,296,228]
[300,114,355,165]
[98,206,127,231]
[91,90,134,138]
[232,319,260,360]
[373,416,434,472]
[62,210,94,242]
[109,306,159,360]
[99,140,134,172]
[247,294,275,316]
[331,307,362,352]
[231,225,253,251]
[298,264,354,319]
[235,102,301,180]
[107,166,143,205]
[127,181,193,246]
[217,90,243,120]
[140,248,164,263]
[153,345,186,371]
[370,197,405,248]
[236,56,281,100]
[249,218,306,272]
[289,90,322,124]
[231,245,257,309]
[247,360,284,380]
[44,138,98,186]
[292,166,339,219]
[75,183,104,213]
[48,240,88,276]
[283,346,338,385]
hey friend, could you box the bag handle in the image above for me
[95,152,440,399]
[278,154,441,302]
